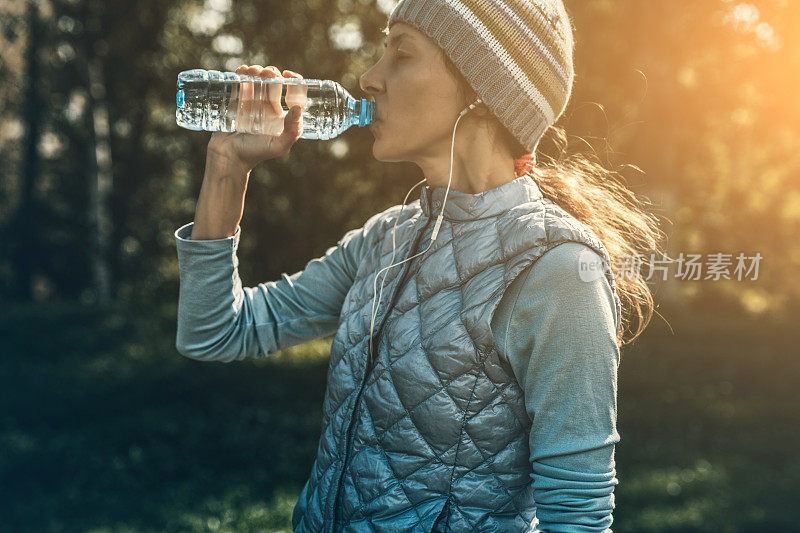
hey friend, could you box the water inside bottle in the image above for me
[175,69,374,138]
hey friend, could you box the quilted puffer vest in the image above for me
[292,175,622,532]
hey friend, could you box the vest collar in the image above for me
[419,174,544,221]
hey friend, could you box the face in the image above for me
[359,22,470,163]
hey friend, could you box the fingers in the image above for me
[282,69,306,137]
[257,66,283,118]
[283,69,308,118]
[248,65,272,134]
[253,65,282,133]
[245,65,264,75]
[235,64,284,134]
[235,65,255,132]
[234,64,303,137]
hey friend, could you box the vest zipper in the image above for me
[327,213,434,531]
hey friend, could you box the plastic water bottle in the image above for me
[175,68,374,140]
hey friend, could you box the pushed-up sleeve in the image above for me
[491,241,621,533]
[174,210,392,362]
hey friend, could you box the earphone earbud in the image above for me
[459,98,483,117]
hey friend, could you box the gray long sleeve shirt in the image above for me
[174,220,620,532]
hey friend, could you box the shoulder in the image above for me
[502,198,611,266]
[535,242,607,288]
[340,202,416,248]
[492,241,621,376]
[510,242,611,303]
[333,201,421,275]
[531,242,616,322]
[496,242,618,334]
[363,201,419,238]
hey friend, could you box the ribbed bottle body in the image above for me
[175,69,373,139]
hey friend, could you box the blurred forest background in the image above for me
[1,0,798,531]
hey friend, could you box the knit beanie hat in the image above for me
[387,0,575,159]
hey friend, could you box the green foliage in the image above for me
[1,2,799,528]
[1,0,798,313]
[0,0,408,307]
[0,301,797,531]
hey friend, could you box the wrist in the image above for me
[205,149,252,180]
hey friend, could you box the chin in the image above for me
[371,139,413,164]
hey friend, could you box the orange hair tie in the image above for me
[514,153,536,177]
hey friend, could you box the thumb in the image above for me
[284,105,302,139]
[276,106,301,155]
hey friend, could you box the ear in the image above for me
[474,104,490,117]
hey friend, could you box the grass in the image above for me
[0,300,797,532]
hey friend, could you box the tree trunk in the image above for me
[87,54,113,306]
[10,1,43,301]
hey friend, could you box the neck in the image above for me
[415,122,517,195]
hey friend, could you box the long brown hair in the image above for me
[438,48,667,347]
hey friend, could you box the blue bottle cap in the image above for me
[359,99,374,126]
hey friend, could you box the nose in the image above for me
[359,65,383,97]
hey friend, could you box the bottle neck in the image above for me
[349,97,374,127]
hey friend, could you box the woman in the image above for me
[174,1,663,531]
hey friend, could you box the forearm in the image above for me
[530,449,618,532]
[174,223,274,361]
[191,154,250,240]
[173,206,385,361]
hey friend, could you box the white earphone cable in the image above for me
[368,98,483,359]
